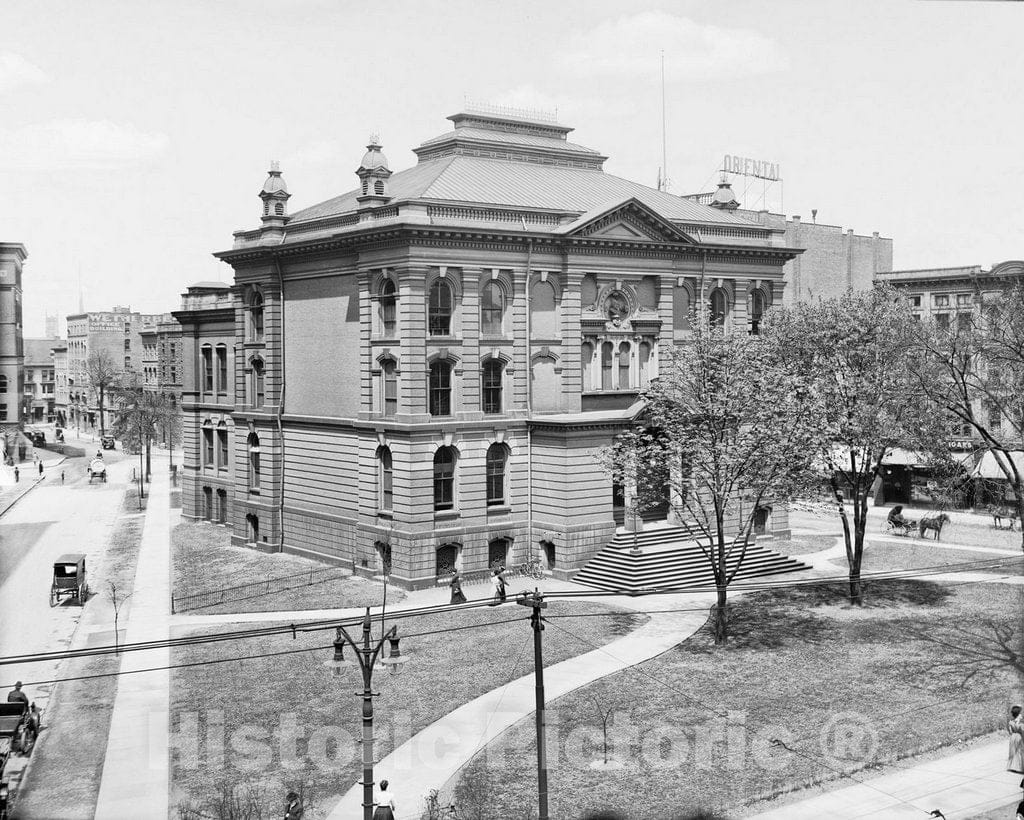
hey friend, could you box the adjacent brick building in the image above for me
[182,109,804,589]
[22,337,59,422]
[0,243,27,460]
[686,181,892,306]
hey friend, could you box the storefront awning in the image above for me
[970,450,1024,480]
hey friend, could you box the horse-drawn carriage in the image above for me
[50,554,88,607]
[0,699,39,820]
[884,510,951,540]
[88,457,107,483]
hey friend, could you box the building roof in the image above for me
[23,337,61,364]
[285,111,757,230]
[290,154,754,227]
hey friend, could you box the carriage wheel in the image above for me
[80,583,89,604]
[49,587,58,607]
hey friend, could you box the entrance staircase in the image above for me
[572,525,812,592]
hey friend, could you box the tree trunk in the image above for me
[97,387,105,436]
[849,493,867,606]
[713,585,729,644]
[145,436,151,482]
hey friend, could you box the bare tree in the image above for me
[85,349,120,436]
[607,312,821,643]
[590,695,616,765]
[112,378,177,482]
[908,280,1024,549]
[764,287,946,605]
[107,580,133,654]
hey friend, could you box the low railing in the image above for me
[171,566,347,613]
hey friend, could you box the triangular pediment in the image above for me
[556,197,698,244]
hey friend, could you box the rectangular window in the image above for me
[202,428,214,467]
[217,429,228,469]
[216,347,227,394]
[124,339,131,351]
[0,405,6,421]
[202,348,213,393]
[988,403,1001,430]
[956,293,972,306]
[203,486,213,521]
[935,313,950,330]
[933,294,949,307]
[383,362,397,416]
[482,364,502,414]
[909,295,922,307]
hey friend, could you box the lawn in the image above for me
[447,580,1023,820]
[167,602,649,817]
[833,540,1024,576]
[772,533,836,556]
[171,520,405,614]
[13,486,145,820]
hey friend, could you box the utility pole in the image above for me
[517,589,549,820]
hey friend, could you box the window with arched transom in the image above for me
[481,281,505,336]
[709,288,728,327]
[433,447,457,511]
[428,280,453,336]
[377,446,393,512]
[247,289,265,343]
[379,279,397,337]
[482,359,503,414]
[247,432,260,491]
[486,443,509,506]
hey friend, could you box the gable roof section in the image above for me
[553,197,698,244]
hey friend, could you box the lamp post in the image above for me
[325,608,409,820]
[517,589,549,820]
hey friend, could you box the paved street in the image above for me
[0,454,133,697]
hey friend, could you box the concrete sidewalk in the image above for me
[0,454,67,518]
[94,456,171,820]
[747,737,1022,819]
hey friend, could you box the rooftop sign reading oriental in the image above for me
[722,154,781,182]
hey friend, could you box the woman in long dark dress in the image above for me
[372,779,396,820]
[449,571,467,604]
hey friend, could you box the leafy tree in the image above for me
[907,280,1024,549]
[763,286,945,605]
[607,312,821,643]
[85,349,120,436]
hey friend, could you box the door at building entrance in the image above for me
[637,462,670,522]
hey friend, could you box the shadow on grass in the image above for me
[684,580,952,653]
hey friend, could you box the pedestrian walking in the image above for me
[13,466,19,483]
[1008,704,1024,786]
[283,790,303,820]
[38,461,43,476]
[449,570,467,604]
[372,779,396,820]
[497,564,507,602]
[61,470,65,484]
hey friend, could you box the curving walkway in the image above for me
[323,591,716,820]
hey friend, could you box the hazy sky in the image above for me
[3,0,1021,337]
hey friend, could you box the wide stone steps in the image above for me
[574,526,812,592]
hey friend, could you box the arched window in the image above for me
[274,202,284,216]
[0,374,7,393]
[377,446,393,512]
[436,543,459,576]
[486,443,508,506]
[248,290,265,342]
[488,537,510,568]
[531,280,557,338]
[749,290,766,335]
[481,281,505,336]
[361,180,369,195]
[709,288,728,327]
[428,360,451,416]
[246,513,260,544]
[380,279,397,337]
[433,447,456,511]
[639,342,652,387]
[618,342,631,390]
[216,344,228,393]
[250,358,265,407]
[428,280,453,336]
[374,180,385,195]
[481,359,503,414]
[248,432,260,491]
[263,200,270,216]
[601,342,614,390]
[382,359,397,416]
[581,342,594,391]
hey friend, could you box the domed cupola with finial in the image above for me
[709,177,740,211]
[356,134,392,205]
[259,160,290,223]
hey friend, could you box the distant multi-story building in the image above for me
[157,315,183,407]
[685,181,893,306]
[183,108,807,588]
[0,243,27,459]
[140,326,159,390]
[65,307,174,432]
[52,343,68,426]
[22,338,60,422]
[172,282,233,524]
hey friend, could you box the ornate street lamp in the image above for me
[325,608,410,820]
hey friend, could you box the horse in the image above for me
[918,513,951,541]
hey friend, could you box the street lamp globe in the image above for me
[380,633,409,676]
[323,627,347,678]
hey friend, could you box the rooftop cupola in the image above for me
[258,161,290,242]
[356,135,393,205]
[259,161,291,221]
[709,179,740,211]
